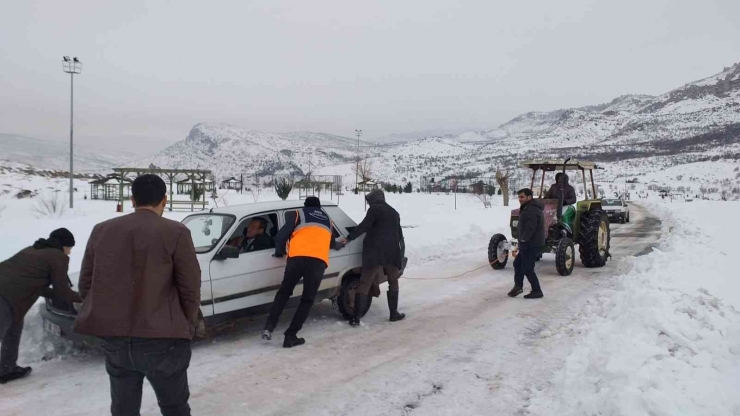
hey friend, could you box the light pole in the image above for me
[62,56,82,209]
[355,129,362,194]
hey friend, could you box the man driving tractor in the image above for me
[545,172,577,230]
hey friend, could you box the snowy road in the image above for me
[1,204,662,416]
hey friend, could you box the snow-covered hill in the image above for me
[130,123,375,181]
[128,63,740,196]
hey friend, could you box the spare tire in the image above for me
[336,274,373,320]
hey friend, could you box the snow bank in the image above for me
[531,201,740,416]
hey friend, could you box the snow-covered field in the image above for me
[1,170,739,415]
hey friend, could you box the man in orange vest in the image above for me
[262,197,343,348]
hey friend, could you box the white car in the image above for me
[40,200,405,343]
[601,198,630,224]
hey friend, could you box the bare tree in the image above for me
[33,191,67,217]
[250,178,262,203]
[353,158,374,190]
[495,169,511,206]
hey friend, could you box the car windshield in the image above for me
[182,214,236,253]
[603,199,621,206]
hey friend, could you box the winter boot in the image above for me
[507,286,523,297]
[387,291,406,322]
[261,329,273,341]
[0,366,32,384]
[524,290,544,299]
[283,334,306,348]
[350,293,367,327]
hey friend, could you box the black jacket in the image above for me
[241,232,274,253]
[347,190,404,269]
[545,175,577,206]
[518,199,545,248]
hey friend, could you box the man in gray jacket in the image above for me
[508,188,545,299]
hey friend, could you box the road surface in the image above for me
[1,204,662,416]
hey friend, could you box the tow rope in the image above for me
[401,252,511,281]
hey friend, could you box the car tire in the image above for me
[626,213,630,223]
[555,238,575,276]
[337,274,373,320]
[620,214,626,224]
[488,234,509,270]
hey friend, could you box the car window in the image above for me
[182,214,235,253]
[226,213,278,254]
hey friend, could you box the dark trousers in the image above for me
[101,337,192,416]
[264,256,326,336]
[0,296,23,376]
[356,266,401,295]
[514,245,542,292]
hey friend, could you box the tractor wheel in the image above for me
[578,211,611,268]
[488,234,509,270]
[336,274,372,320]
[555,238,575,276]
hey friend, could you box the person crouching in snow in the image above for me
[0,228,81,384]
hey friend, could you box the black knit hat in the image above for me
[49,228,75,247]
[304,196,321,207]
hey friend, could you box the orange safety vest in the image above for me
[287,207,333,265]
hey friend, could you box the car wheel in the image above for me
[336,274,373,320]
[626,213,630,223]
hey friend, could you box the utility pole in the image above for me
[62,56,82,209]
[355,129,362,194]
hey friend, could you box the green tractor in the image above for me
[488,159,611,276]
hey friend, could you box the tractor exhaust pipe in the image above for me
[557,157,572,221]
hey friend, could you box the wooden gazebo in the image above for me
[90,174,132,201]
[221,177,242,190]
[176,178,215,195]
[112,167,212,212]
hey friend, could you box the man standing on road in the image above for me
[74,175,201,416]
[508,188,545,299]
[262,196,343,348]
[0,228,81,384]
[342,189,406,326]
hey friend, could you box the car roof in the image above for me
[195,200,339,217]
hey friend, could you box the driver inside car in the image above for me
[227,218,274,253]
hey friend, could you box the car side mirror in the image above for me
[214,245,240,260]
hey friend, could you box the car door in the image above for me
[209,212,285,315]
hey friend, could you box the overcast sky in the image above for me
[1,0,738,152]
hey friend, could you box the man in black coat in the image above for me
[342,189,405,326]
[545,173,577,207]
[509,188,545,299]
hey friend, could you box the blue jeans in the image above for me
[100,337,192,416]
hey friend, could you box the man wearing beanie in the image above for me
[262,196,344,348]
[0,228,81,384]
[74,174,200,416]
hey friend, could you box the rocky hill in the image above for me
[133,63,740,191]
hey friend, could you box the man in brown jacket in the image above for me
[74,174,201,416]
[0,228,81,384]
